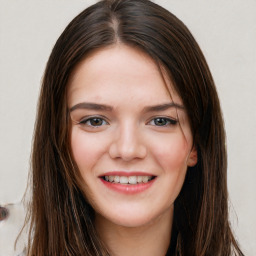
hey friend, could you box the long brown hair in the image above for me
[25,0,244,255]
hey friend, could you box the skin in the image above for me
[67,44,197,256]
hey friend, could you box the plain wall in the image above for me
[0,0,255,255]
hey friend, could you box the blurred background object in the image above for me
[0,202,27,256]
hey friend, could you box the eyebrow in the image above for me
[69,102,184,112]
[69,102,113,112]
[143,102,185,112]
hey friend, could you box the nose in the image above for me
[109,123,147,161]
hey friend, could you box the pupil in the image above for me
[92,118,102,126]
[155,118,166,126]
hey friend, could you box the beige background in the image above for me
[0,0,255,255]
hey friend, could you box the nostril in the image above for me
[109,139,147,161]
[0,206,9,221]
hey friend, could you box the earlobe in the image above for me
[187,147,198,167]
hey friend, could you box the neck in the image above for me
[95,206,173,256]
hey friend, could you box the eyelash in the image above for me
[78,116,178,127]
[147,117,178,127]
[79,116,109,127]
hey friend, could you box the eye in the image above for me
[148,117,178,126]
[79,117,108,127]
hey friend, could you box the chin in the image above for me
[111,214,154,228]
[97,204,173,229]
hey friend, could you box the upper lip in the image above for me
[99,171,156,177]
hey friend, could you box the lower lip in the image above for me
[100,178,156,194]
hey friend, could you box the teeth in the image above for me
[137,176,142,183]
[109,176,114,182]
[120,176,129,184]
[104,175,153,184]
[142,176,149,183]
[128,176,137,184]
[114,176,120,183]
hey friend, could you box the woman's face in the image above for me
[67,44,197,228]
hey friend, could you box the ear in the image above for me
[187,146,198,167]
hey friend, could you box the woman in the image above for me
[24,0,244,255]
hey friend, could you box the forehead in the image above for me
[67,44,182,107]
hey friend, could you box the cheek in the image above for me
[152,135,190,171]
[70,128,106,174]
[150,136,190,202]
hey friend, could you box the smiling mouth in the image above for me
[101,175,156,185]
